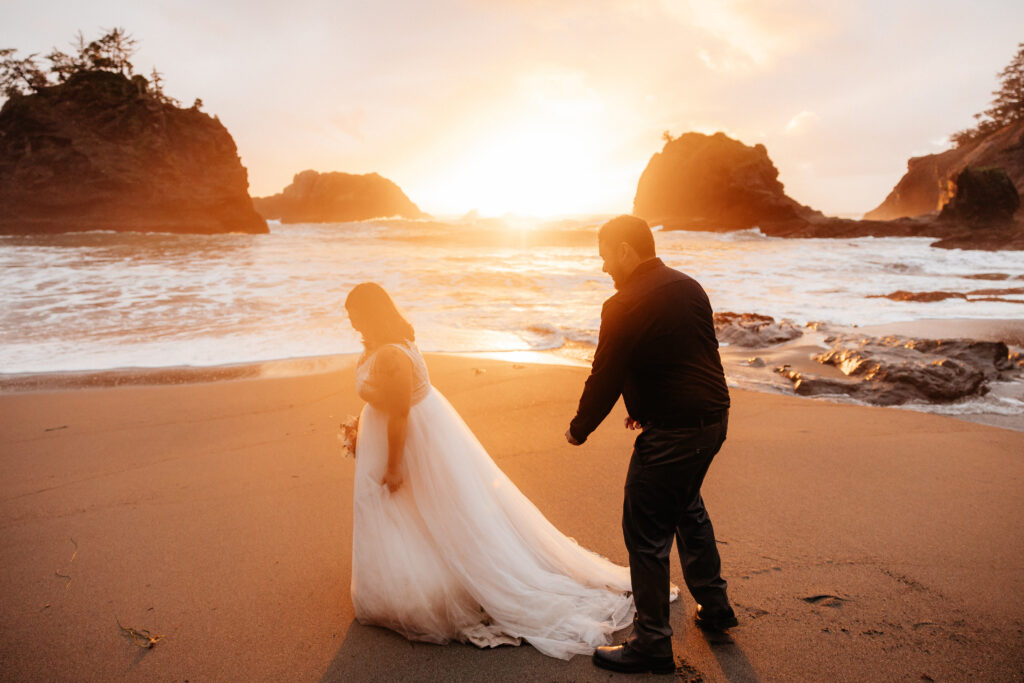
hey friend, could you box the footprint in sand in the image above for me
[802,594,849,608]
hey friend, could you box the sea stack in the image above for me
[632,131,817,232]
[0,70,268,235]
[253,170,427,223]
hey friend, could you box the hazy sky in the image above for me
[3,1,1022,217]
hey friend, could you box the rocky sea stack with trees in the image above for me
[635,43,1024,251]
[0,29,267,235]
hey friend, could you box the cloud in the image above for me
[668,0,843,73]
[785,110,819,134]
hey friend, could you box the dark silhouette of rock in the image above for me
[866,120,1024,220]
[633,130,1024,250]
[776,334,1021,405]
[938,166,1020,225]
[713,312,804,348]
[253,170,426,223]
[0,70,267,235]
[633,132,817,232]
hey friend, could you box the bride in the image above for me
[345,282,652,660]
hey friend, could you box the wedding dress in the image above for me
[350,341,644,660]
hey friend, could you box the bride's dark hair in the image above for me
[345,282,415,348]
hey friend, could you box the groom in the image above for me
[565,215,736,675]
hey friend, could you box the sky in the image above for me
[3,0,1023,217]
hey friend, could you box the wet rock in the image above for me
[966,287,1024,297]
[777,334,1020,405]
[713,312,803,348]
[960,273,1011,280]
[746,357,766,368]
[870,291,969,302]
[939,166,1020,225]
[869,289,1024,304]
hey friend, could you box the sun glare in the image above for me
[412,72,626,217]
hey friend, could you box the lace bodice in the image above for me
[355,341,431,405]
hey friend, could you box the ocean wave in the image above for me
[520,323,599,350]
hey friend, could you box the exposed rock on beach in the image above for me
[713,312,805,348]
[777,334,1023,406]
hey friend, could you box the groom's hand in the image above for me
[565,428,581,446]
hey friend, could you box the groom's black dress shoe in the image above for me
[592,644,674,675]
[694,604,739,631]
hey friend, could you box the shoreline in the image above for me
[3,317,1022,433]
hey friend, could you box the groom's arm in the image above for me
[568,300,634,444]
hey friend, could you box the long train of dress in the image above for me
[350,342,652,660]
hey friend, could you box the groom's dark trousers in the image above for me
[622,414,729,657]
[569,257,732,659]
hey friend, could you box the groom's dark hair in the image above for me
[599,215,656,258]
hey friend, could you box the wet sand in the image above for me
[1,355,1023,681]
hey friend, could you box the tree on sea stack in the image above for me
[951,42,1024,146]
[2,28,144,98]
[0,29,267,235]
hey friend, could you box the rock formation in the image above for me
[713,312,804,348]
[777,334,1022,405]
[938,166,1020,225]
[253,170,426,223]
[633,132,817,232]
[633,131,1024,250]
[0,70,267,235]
[866,120,1024,220]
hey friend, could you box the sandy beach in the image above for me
[2,354,1023,681]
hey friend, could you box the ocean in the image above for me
[1,216,1022,379]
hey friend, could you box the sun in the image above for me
[409,71,630,217]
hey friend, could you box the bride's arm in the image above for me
[371,346,413,492]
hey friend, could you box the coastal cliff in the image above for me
[633,131,1024,250]
[0,70,268,235]
[253,170,426,223]
[866,120,1024,220]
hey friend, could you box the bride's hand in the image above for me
[382,467,403,493]
[624,417,641,430]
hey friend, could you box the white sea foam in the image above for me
[2,220,1023,378]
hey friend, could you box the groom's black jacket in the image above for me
[569,258,730,444]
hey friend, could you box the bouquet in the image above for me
[338,415,360,459]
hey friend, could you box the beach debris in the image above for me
[512,364,525,369]
[116,617,164,649]
[745,357,766,368]
[44,425,68,432]
[54,537,78,590]
[674,657,705,682]
[472,367,487,375]
[338,415,359,459]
